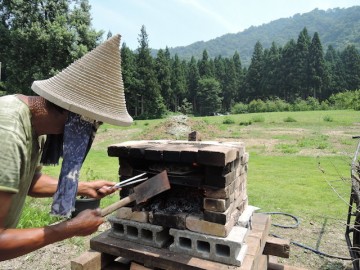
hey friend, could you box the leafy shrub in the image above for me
[323,115,333,122]
[231,102,248,114]
[284,116,297,122]
[223,117,235,124]
[319,100,330,110]
[265,99,278,112]
[328,90,360,109]
[239,120,252,126]
[178,98,193,115]
[306,97,320,110]
[292,98,309,111]
[274,97,291,111]
[248,99,266,113]
[229,90,360,114]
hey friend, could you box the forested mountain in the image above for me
[165,6,360,66]
[2,2,360,119]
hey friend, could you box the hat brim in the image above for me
[32,81,133,126]
[31,34,133,127]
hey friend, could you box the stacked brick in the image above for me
[106,140,250,266]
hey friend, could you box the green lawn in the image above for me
[20,109,360,230]
[17,109,360,269]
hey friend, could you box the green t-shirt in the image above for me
[0,95,45,228]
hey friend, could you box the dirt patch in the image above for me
[91,128,142,150]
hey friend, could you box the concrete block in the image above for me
[237,205,260,228]
[203,197,230,212]
[188,131,202,141]
[239,255,255,270]
[241,152,249,165]
[203,178,236,199]
[238,174,247,190]
[169,226,249,266]
[197,145,238,167]
[108,144,129,158]
[108,141,156,158]
[144,145,164,161]
[179,146,198,163]
[226,141,246,158]
[186,209,242,237]
[115,207,149,223]
[205,162,234,177]
[204,191,245,224]
[162,144,182,162]
[205,170,236,188]
[108,217,171,248]
[168,174,204,187]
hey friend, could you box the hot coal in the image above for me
[135,186,203,215]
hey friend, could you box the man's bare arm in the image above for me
[0,191,104,261]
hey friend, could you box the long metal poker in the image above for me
[114,177,148,188]
[113,172,147,188]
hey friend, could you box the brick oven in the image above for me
[84,140,286,270]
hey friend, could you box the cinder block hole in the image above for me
[216,244,230,257]
[179,237,192,249]
[127,226,139,238]
[113,223,125,234]
[156,229,170,242]
[141,229,153,241]
[197,240,210,254]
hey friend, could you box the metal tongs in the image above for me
[113,172,148,188]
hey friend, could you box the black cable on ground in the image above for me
[260,212,352,261]
[260,211,300,228]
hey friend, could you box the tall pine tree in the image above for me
[245,41,264,101]
[324,45,346,97]
[294,27,311,99]
[233,51,244,102]
[121,43,139,116]
[341,45,360,90]
[171,54,187,112]
[187,56,200,114]
[308,32,327,99]
[280,39,297,101]
[155,48,172,111]
[136,25,165,119]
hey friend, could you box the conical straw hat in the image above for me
[31,34,133,126]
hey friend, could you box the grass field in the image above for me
[18,109,360,269]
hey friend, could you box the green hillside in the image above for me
[164,6,360,66]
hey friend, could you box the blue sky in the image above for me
[88,0,359,50]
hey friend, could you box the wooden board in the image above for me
[263,236,290,258]
[90,214,271,270]
[90,231,240,270]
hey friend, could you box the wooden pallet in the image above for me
[71,214,299,270]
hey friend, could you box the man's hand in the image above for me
[65,209,104,236]
[0,193,105,261]
[78,180,119,199]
